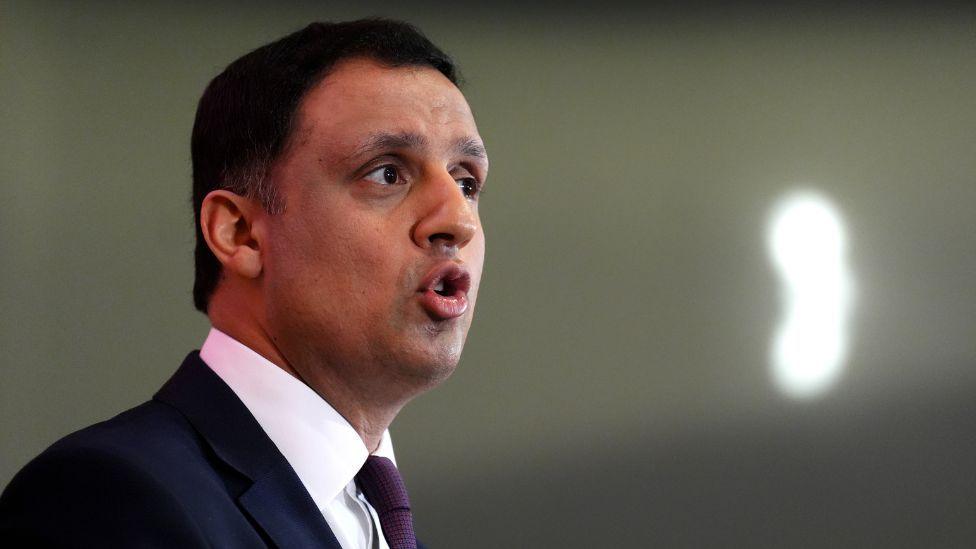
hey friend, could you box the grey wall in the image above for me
[2,2,974,547]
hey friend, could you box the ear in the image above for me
[199,190,264,279]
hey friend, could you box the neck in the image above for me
[207,295,406,452]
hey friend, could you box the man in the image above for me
[0,19,487,548]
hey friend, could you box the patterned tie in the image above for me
[355,455,418,549]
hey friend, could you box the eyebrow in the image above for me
[349,131,488,161]
[455,137,488,159]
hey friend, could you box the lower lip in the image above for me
[418,289,468,320]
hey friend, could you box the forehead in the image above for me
[294,57,479,154]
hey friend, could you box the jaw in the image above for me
[379,312,473,388]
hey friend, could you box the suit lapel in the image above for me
[155,352,342,549]
[239,461,341,549]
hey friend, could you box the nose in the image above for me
[412,170,478,254]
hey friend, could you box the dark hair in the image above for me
[191,19,460,312]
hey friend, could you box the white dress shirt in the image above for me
[200,327,394,549]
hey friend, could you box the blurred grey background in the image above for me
[2,1,974,547]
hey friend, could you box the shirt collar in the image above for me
[199,327,396,510]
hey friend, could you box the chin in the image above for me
[396,335,466,389]
[412,348,463,384]
[377,310,474,396]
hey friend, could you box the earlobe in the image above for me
[199,190,263,279]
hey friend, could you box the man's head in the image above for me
[192,19,461,311]
[192,20,487,405]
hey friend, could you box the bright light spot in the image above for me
[767,190,854,399]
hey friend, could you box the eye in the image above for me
[457,177,480,199]
[364,165,404,185]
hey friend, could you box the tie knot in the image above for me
[355,455,417,549]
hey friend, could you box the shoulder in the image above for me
[49,399,204,467]
[0,401,214,547]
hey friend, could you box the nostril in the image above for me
[428,232,453,243]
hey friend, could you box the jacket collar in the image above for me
[154,352,341,549]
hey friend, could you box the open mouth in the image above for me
[418,263,471,320]
[432,278,460,297]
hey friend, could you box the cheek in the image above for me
[266,214,368,302]
[266,222,410,345]
[324,223,414,315]
[464,232,487,305]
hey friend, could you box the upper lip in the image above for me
[418,262,471,296]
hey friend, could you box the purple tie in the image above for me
[355,456,417,549]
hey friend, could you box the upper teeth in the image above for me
[433,281,445,292]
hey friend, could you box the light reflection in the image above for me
[768,190,854,399]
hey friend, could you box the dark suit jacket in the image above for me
[0,352,426,548]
